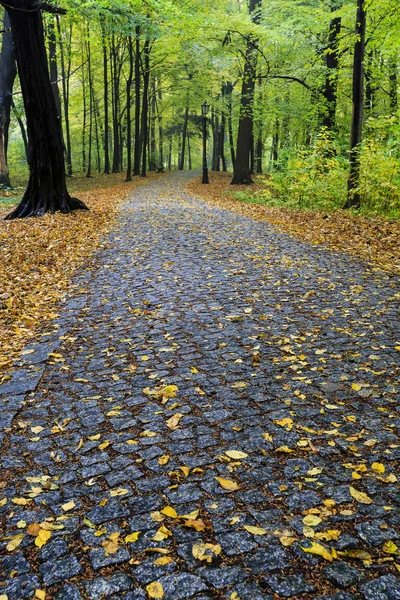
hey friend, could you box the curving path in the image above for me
[1,172,399,600]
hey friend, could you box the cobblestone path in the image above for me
[1,172,400,600]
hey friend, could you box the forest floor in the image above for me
[0,173,160,376]
[187,171,400,277]
[0,171,399,600]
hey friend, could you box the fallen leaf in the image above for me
[383,540,398,554]
[146,582,164,599]
[61,500,76,512]
[215,477,239,491]
[152,525,172,541]
[125,532,140,543]
[102,532,120,556]
[303,515,322,527]
[243,525,267,535]
[27,523,41,536]
[280,536,297,546]
[301,541,334,562]
[182,519,206,531]
[12,497,30,506]
[158,455,170,465]
[349,486,373,504]
[6,534,24,551]
[275,446,294,453]
[35,529,51,548]
[154,556,173,566]
[192,541,222,562]
[34,591,46,600]
[166,413,183,430]
[225,450,248,460]
[161,506,177,518]
[371,462,385,473]
[110,488,128,497]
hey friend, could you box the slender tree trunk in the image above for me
[322,2,341,130]
[187,130,192,170]
[345,0,366,209]
[212,111,220,171]
[226,82,235,168]
[86,31,93,178]
[0,10,16,187]
[231,0,261,184]
[133,26,141,176]
[389,60,398,116]
[57,16,73,175]
[47,18,63,128]
[141,37,150,177]
[220,86,227,172]
[149,77,157,170]
[126,36,133,181]
[168,138,172,170]
[178,104,189,170]
[256,127,263,173]
[111,36,120,173]
[4,2,87,219]
[81,44,87,173]
[102,27,110,174]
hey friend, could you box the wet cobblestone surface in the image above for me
[1,172,399,599]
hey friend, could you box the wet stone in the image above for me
[245,546,290,574]
[360,574,400,600]
[1,552,31,577]
[264,573,316,597]
[216,531,258,555]
[86,500,130,524]
[84,574,133,598]
[2,573,40,600]
[40,554,82,586]
[38,538,68,562]
[132,557,177,584]
[157,572,208,600]
[54,584,83,600]
[198,566,248,588]
[324,562,361,588]
[89,546,131,570]
[355,522,397,547]
[223,582,274,600]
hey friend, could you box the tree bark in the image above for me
[178,104,189,170]
[4,1,87,219]
[226,82,235,168]
[231,0,261,184]
[389,60,398,116]
[102,26,110,174]
[344,0,366,209]
[322,2,341,130]
[141,37,150,177]
[126,35,133,181]
[0,11,16,187]
[133,26,141,176]
[149,76,157,171]
[111,35,120,173]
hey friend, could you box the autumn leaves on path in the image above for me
[0,172,400,600]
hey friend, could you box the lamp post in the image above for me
[202,101,210,184]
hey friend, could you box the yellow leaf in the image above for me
[215,477,239,491]
[0,594,8,600]
[61,500,76,512]
[88,434,101,441]
[0,498,7,507]
[161,506,177,518]
[225,450,248,460]
[34,591,46,600]
[303,515,322,527]
[280,536,297,546]
[35,529,51,548]
[166,413,183,430]
[6,534,24,552]
[75,438,84,451]
[192,541,222,562]
[190,367,198,374]
[31,426,44,434]
[141,356,150,361]
[154,556,173,566]
[349,486,373,504]
[152,525,172,541]
[383,540,398,554]
[315,349,327,355]
[182,519,206,531]
[158,455,170,465]
[140,430,157,438]
[146,582,164,599]
[12,497,30,506]
[180,466,190,477]
[99,440,111,450]
[243,525,267,536]
[337,549,371,560]
[307,467,323,476]
[145,548,172,554]
[275,446,294,453]
[161,385,178,398]
[126,439,138,445]
[274,418,293,430]
[125,532,140,543]
[301,541,333,562]
[323,499,336,508]
[179,509,199,520]
[262,432,273,442]
[110,488,128,497]
[371,462,385,474]
[100,499,108,507]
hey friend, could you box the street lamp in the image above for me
[201,101,210,184]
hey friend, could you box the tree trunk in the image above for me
[47,18,62,128]
[187,130,192,170]
[102,27,110,174]
[168,138,172,170]
[133,26,141,176]
[389,60,398,116]
[226,82,235,168]
[345,0,366,209]
[0,10,16,188]
[111,36,120,173]
[141,37,150,177]
[231,0,261,185]
[149,77,157,171]
[178,104,189,170]
[11,98,28,161]
[86,32,93,178]
[57,16,73,176]
[126,36,133,181]
[212,110,220,172]
[322,3,341,130]
[4,2,87,219]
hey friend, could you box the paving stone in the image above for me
[245,546,290,574]
[361,574,400,600]
[324,562,361,588]
[198,566,248,588]
[40,554,82,586]
[84,574,133,598]
[2,573,40,600]
[157,572,208,599]
[223,582,274,600]
[89,546,131,570]
[54,584,83,600]
[264,573,316,597]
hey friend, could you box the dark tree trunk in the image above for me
[226,82,235,168]
[256,129,263,173]
[141,37,150,177]
[126,36,133,181]
[47,18,62,127]
[57,16,73,175]
[178,105,189,170]
[102,27,110,174]
[364,50,376,115]
[231,0,261,185]
[187,130,192,170]
[157,80,164,168]
[212,110,220,172]
[133,26,141,176]
[345,0,366,209]
[149,77,157,171]
[4,2,87,219]
[168,138,172,170]
[81,43,87,172]
[111,36,120,173]
[86,32,93,178]
[0,10,16,188]
[322,3,341,130]
[220,86,227,172]
[389,60,398,115]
